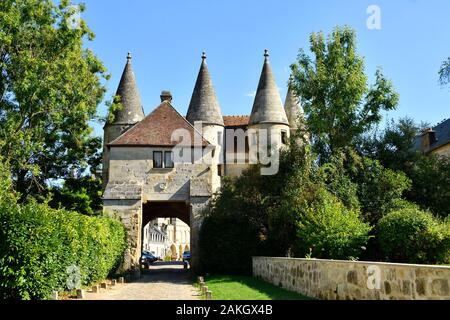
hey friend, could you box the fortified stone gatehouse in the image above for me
[102,50,304,275]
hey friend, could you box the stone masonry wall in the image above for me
[253,257,450,300]
[104,199,142,276]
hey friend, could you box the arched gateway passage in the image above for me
[141,201,191,262]
[142,201,190,227]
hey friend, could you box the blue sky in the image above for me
[78,0,450,137]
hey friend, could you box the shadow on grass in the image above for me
[204,275,313,300]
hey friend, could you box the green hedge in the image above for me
[0,167,126,300]
[376,208,450,264]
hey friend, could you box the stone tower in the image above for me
[102,53,145,189]
[186,52,224,178]
[284,84,306,137]
[249,50,290,158]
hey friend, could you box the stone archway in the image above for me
[103,193,211,276]
[141,200,191,263]
[142,201,191,227]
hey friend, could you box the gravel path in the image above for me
[84,262,199,300]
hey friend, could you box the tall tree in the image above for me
[0,0,108,199]
[290,26,399,163]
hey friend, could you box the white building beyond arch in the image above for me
[142,217,190,260]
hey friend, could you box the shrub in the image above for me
[199,213,263,275]
[354,157,411,225]
[318,152,361,212]
[404,155,450,219]
[0,164,126,300]
[287,186,372,260]
[376,208,450,264]
[198,171,268,275]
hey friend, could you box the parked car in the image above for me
[141,251,158,268]
[149,251,162,261]
[182,251,191,261]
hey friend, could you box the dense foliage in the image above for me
[199,142,372,274]
[376,207,450,264]
[352,157,411,224]
[199,27,449,275]
[49,176,103,216]
[199,168,270,275]
[366,118,450,218]
[287,187,371,260]
[290,26,399,163]
[0,163,126,300]
[0,0,107,200]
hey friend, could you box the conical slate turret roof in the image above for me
[112,53,145,124]
[284,85,304,130]
[186,52,224,126]
[249,50,289,126]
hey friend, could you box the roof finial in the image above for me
[127,52,132,62]
[264,49,269,60]
[202,52,206,61]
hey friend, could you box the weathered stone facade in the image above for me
[103,51,303,276]
[103,145,216,274]
[253,257,450,300]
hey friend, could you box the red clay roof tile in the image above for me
[109,101,210,147]
[223,115,250,127]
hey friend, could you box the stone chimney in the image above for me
[420,128,437,153]
[160,90,173,102]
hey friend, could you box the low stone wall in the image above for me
[252,257,450,300]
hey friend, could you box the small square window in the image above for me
[164,151,174,168]
[153,151,163,168]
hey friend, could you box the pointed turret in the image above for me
[249,50,288,125]
[186,52,224,126]
[112,52,145,124]
[284,85,304,130]
[102,53,145,191]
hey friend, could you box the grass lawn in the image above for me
[202,275,312,300]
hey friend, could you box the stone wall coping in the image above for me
[102,197,142,200]
[252,256,450,270]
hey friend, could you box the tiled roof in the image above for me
[223,115,249,127]
[431,118,450,150]
[412,118,450,152]
[109,101,210,147]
